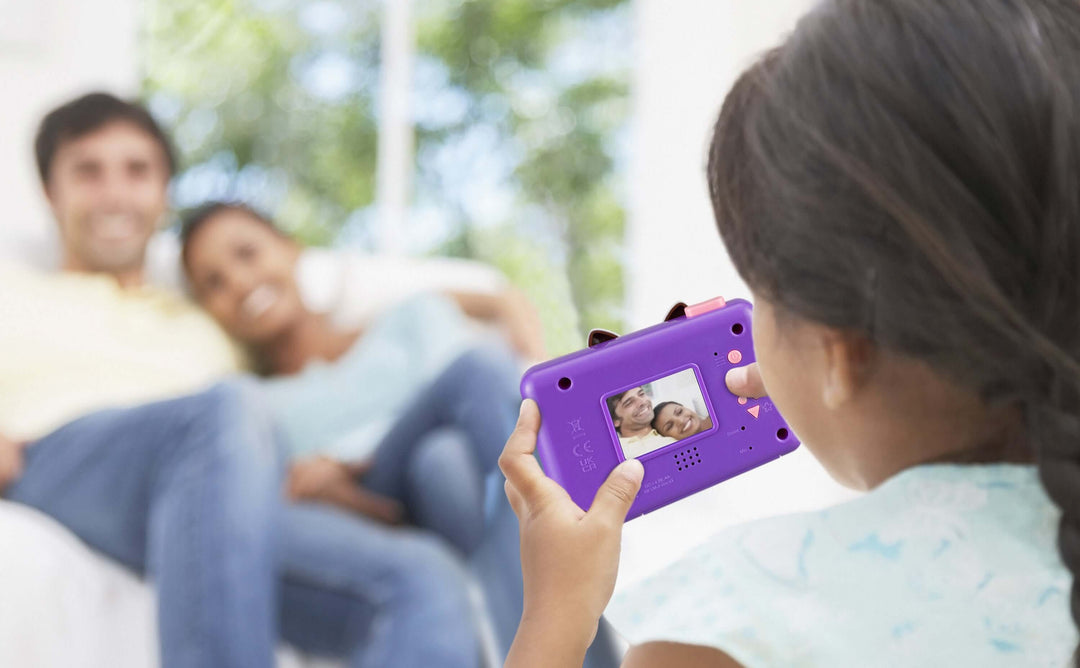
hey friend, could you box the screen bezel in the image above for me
[600,364,718,463]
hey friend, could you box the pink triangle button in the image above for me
[747,405,761,419]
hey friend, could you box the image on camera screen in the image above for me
[604,368,714,460]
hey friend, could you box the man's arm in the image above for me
[447,288,547,362]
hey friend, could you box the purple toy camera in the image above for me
[520,297,799,520]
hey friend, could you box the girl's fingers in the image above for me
[586,458,644,529]
[725,363,767,399]
[504,479,527,517]
[498,400,549,503]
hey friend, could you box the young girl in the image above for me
[500,0,1079,665]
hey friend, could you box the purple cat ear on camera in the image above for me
[588,328,619,347]
[664,302,689,321]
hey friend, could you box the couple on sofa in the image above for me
[0,91,612,667]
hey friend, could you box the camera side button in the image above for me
[727,349,742,364]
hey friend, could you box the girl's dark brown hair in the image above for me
[709,0,1080,649]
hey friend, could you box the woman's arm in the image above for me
[447,288,547,361]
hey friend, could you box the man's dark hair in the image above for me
[606,391,629,424]
[34,91,177,186]
[606,385,652,433]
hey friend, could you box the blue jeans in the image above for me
[276,347,521,666]
[363,347,521,548]
[278,503,477,668]
[7,381,480,668]
[6,382,280,668]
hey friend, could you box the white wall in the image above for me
[0,0,138,256]
[616,0,860,591]
[628,0,818,327]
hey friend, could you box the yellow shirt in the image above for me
[619,429,677,459]
[0,263,244,441]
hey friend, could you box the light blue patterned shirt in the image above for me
[260,294,475,461]
[607,464,1075,666]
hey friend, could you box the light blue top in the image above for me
[606,464,1075,666]
[260,294,475,461]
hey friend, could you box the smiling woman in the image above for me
[180,200,546,376]
[181,203,311,350]
[651,402,711,441]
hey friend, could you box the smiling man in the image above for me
[1,93,243,444]
[0,93,276,668]
[606,385,676,458]
[36,95,174,287]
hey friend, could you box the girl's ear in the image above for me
[820,331,876,410]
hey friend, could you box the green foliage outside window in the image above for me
[142,0,630,355]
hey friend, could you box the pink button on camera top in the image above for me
[686,296,726,318]
[727,349,743,364]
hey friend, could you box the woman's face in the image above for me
[184,209,305,344]
[653,403,706,440]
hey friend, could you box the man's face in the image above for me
[613,386,654,432]
[44,121,169,277]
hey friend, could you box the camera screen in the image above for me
[605,368,713,460]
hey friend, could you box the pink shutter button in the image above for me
[685,296,727,317]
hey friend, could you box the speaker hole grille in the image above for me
[673,446,703,471]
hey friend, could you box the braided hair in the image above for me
[708,0,1080,657]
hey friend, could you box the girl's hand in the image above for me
[499,399,644,667]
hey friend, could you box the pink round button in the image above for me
[727,349,743,364]
[738,396,748,405]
